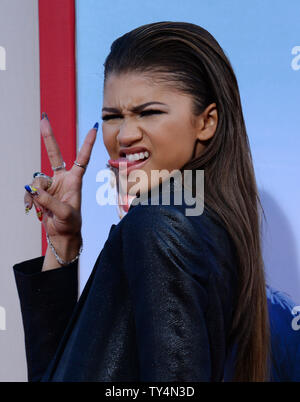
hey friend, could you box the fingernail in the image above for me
[25,203,30,214]
[24,185,39,196]
[35,207,43,222]
[41,112,49,121]
[93,122,99,131]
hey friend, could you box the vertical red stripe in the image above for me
[38,0,77,253]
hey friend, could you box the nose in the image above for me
[116,119,143,147]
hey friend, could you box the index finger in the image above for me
[40,115,65,171]
[71,124,98,178]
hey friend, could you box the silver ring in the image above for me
[33,172,53,190]
[33,172,50,179]
[52,161,66,172]
[74,161,87,170]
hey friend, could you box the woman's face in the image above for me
[102,72,216,198]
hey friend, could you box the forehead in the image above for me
[103,72,181,106]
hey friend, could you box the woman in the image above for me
[14,21,270,382]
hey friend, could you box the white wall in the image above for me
[0,0,41,381]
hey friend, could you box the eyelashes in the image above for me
[102,114,119,121]
[102,109,164,121]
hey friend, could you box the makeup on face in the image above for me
[102,73,200,196]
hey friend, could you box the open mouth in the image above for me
[108,151,151,173]
[120,150,150,162]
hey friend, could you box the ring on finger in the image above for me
[46,177,53,190]
[52,161,66,172]
[32,172,53,190]
[33,172,50,179]
[74,161,87,170]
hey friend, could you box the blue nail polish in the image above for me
[93,122,99,131]
[24,185,39,196]
[41,112,49,121]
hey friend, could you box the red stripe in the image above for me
[38,0,77,253]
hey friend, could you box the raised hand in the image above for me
[24,115,98,270]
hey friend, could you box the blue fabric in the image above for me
[267,286,300,381]
[224,286,300,381]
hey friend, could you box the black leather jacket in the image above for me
[13,184,238,381]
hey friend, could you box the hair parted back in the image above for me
[103,21,270,381]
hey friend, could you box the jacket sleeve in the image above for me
[13,256,78,382]
[121,205,234,382]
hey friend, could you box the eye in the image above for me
[102,109,164,121]
[139,109,164,117]
[102,114,122,121]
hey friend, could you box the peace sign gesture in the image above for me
[24,115,98,270]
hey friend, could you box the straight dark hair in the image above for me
[103,21,270,381]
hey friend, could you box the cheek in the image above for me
[151,121,194,164]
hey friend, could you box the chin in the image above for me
[127,183,149,198]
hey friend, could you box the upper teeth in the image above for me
[126,151,149,162]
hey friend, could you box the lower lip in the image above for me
[110,157,150,176]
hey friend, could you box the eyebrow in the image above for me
[102,101,167,114]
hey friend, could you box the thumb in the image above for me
[24,185,71,221]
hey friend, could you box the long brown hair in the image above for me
[103,21,270,381]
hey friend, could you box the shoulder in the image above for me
[120,203,192,236]
[121,202,233,247]
[118,203,237,276]
[119,202,207,245]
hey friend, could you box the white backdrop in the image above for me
[0,0,41,381]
